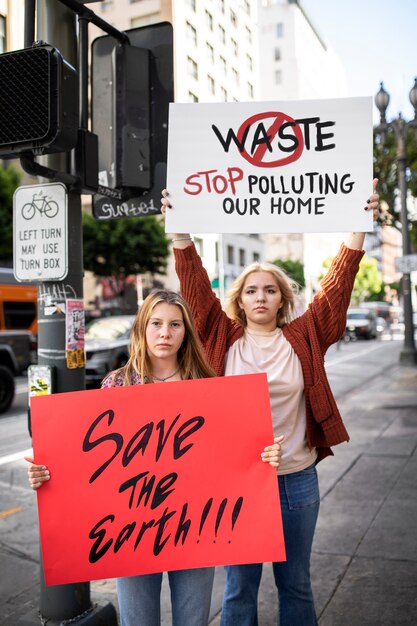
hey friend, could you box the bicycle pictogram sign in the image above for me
[22,191,59,220]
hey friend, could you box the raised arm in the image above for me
[161,190,241,374]
[161,190,224,330]
[307,179,380,348]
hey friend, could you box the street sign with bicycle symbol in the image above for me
[13,183,68,282]
[21,191,59,220]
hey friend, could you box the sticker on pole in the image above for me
[13,183,68,282]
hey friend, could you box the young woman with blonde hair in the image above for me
[161,180,380,626]
[226,261,299,329]
[26,288,282,626]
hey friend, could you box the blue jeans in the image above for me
[220,463,320,626]
[117,567,215,626]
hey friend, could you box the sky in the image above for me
[301,0,417,123]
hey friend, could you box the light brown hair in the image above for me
[104,289,215,386]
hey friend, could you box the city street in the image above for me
[0,333,405,463]
[1,333,416,625]
[1,1,416,625]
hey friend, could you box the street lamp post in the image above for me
[375,79,417,365]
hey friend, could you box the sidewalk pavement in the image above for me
[1,360,416,625]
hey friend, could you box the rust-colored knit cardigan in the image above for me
[174,242,364,463]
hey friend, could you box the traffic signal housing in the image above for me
[0,44,79,158]
[91,22,174,219]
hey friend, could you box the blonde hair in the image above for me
[226,262,299,328]
[104,289,215,386]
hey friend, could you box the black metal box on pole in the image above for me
[113,43,151,189]
[0,44,79,158]
[91,22,174,220]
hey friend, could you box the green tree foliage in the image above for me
[373,127,417,249]
[83,212,170,281]
[322,255,383,305]
[272,258,305,288]
[0,164,22,263]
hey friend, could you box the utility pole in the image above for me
[0,1,172,622]
[375,80,417,366]
[18,1,117,623]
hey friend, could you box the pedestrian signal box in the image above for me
[91,22,173,220]
[0,44,79,158]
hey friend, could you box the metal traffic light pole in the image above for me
[10,1,173,621]
[18,0,119,623]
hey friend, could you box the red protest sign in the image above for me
[31,373,285,585]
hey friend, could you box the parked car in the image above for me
[346,308,378,339]
[0,267,38,334]
[85,315,135,388]
[0,330,37,413]
[0,344,18,414]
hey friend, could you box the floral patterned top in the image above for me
[100,370,147,388]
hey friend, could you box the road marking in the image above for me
[0,505,22,519]
[326,342,384,368]
[0,448,33,466]
[16,384,29,394]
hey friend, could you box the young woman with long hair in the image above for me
[161,180,380,626]
[26,289,281,626]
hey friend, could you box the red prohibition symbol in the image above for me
[237,111,304,168]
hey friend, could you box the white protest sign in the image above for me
[13,183,68,281]
[166,97,373,234]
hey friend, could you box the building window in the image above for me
[231,38,238,56]
[186,0,196,11]
[206,42,214,63]
[220,55,227,74]
[221,86,228,101]
[187,56,198,80]
[219,25,226,44]
[188,91,199,102]
[227,245,234,264]
[101,0,113,10]
[205,10,213,31]
[220,0,225,13]
[244,0,251,15]
[232,68,239,85]
[239,249,246,266]
[248,82,254,99]
[275,69,282,84]
[208,74,215,95]
[186,21,197,46]
[0,15,5,54]
[274,46,281,61]
[245,26,252,44]
[246,54,253,71]
[253,252,260,262]
[276,22,284,37]
[230,9,237,27]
